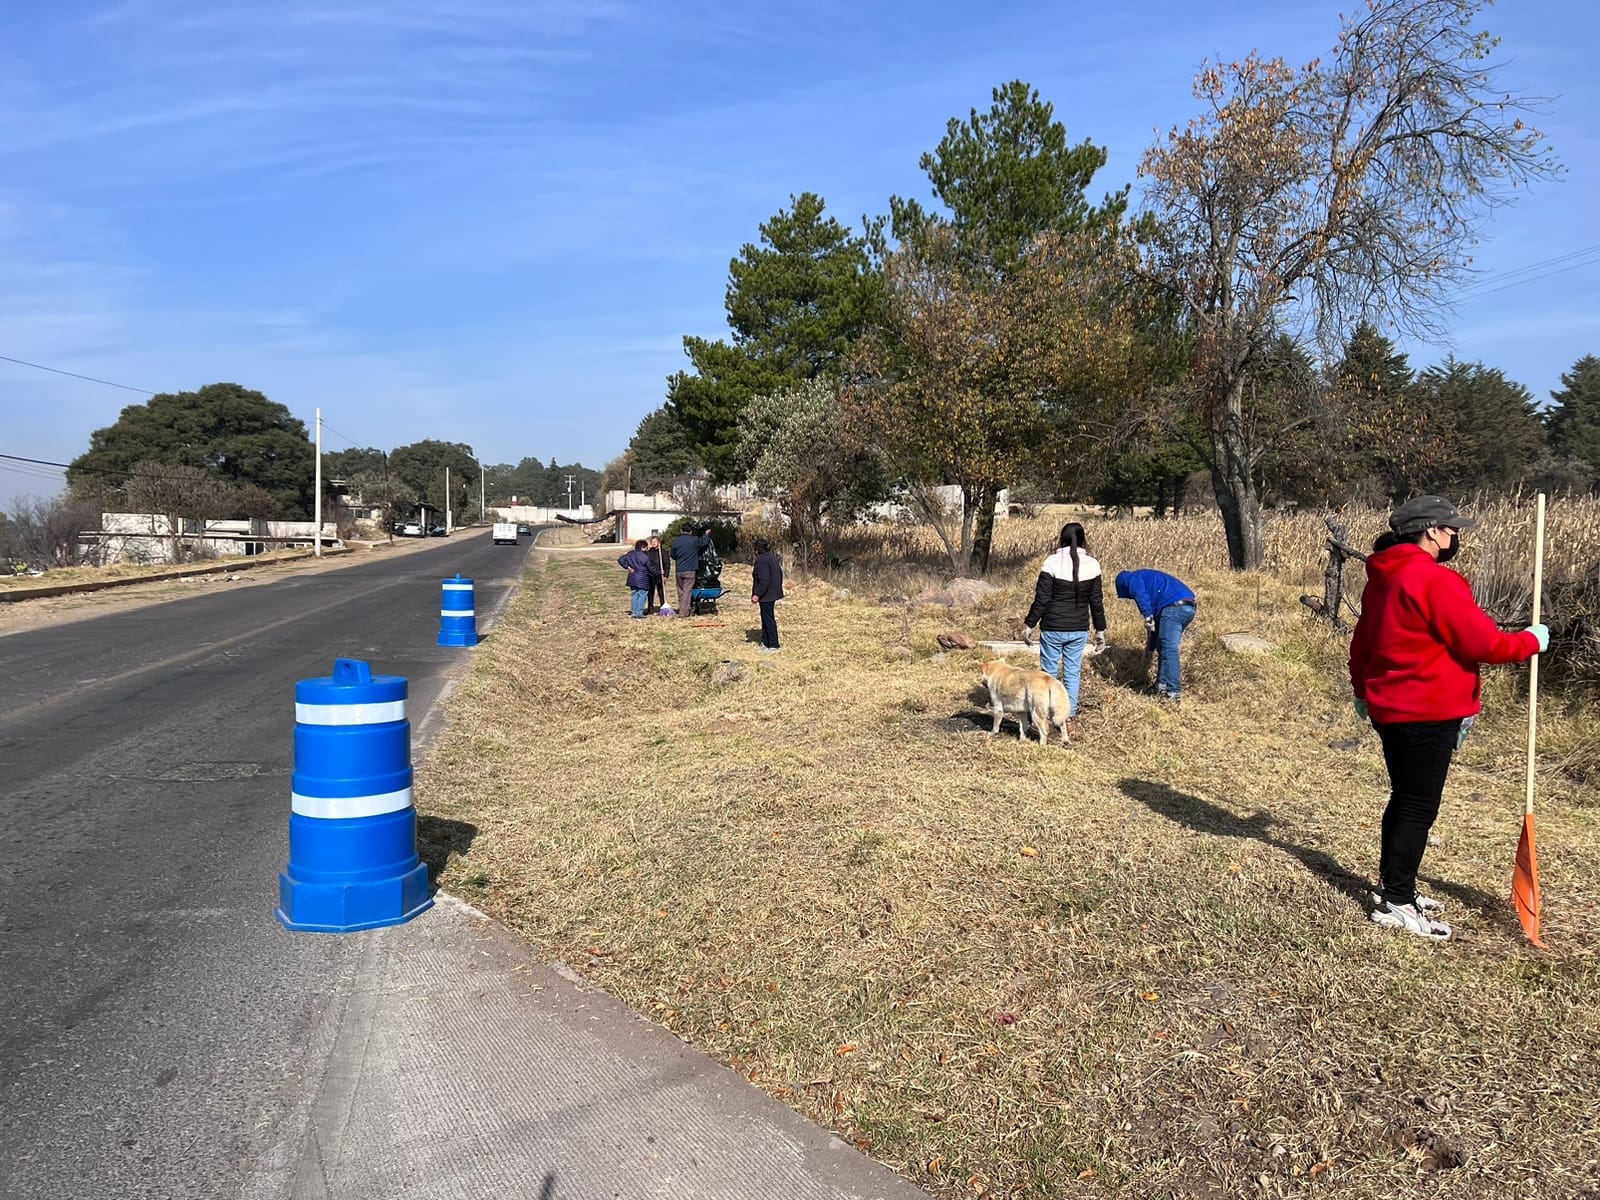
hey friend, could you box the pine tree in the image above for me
[1546,355,1600,486]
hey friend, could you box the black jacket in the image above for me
[751,551,785,603]
[1024,548,1106,634]
[671,531,711,575]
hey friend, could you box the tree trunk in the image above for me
[1210,380,1265,570]
[969,484,998,576]
[958,488,976,574]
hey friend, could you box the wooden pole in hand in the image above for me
[1513,492,1547,947]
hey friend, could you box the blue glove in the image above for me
[1456,715,1475,751]
[1526,623,1549,652]
[1353,698,1368,722]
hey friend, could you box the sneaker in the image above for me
[1370,890,1444,914]
[1369,900,1452,940]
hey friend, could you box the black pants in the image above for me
[1373,719,1462,906]
[759,601,779,649]
[648,574,665,609]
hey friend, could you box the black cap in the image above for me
[1389,495,1477,535]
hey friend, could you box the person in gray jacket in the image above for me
[670,526,712,617]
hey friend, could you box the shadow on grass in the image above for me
[943,707,1035,739]
[1117,777,1515,927]
[416,814,480,893]
[1119,777,1373,905]
[1090,645,1153,690]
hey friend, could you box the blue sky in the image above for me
[2,0,1596,506]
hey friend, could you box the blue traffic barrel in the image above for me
[437,573,478,646]
[276,658,433,933]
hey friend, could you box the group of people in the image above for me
[1021,497,1553,944]
[617,528,712,619]
[1020,521,1197,737]
[617,528,785,651]
[621,495,1548,943]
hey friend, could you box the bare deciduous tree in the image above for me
[1,495,105,569]
[125,461,236,563]
[1139,0,1559,568]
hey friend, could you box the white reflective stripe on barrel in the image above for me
[440,608,475,617]
[295,700,407,725]
[443,583,473,590]
[291,787,413,819]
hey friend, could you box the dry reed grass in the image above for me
[420,531,1600,1200]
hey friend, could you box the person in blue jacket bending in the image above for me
[1114,569,1197,702]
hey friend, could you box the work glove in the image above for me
[1456,715,1475,751]
[1353,697,1368,722]
[1092,630,1107,649]
[1143,615,1156,634]
[1023,626,1037,646]
[1526,623,1549,652]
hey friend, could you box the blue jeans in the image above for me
[1038,630,1089,715]
[1153,602,1196,696]
[630,587,648,617]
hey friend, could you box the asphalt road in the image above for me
[0,529,537,1200]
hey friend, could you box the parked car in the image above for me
[428,524,448,537]
[516,523,533,536]
[400,523,423,537]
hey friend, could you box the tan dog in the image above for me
[980,660,1072,746]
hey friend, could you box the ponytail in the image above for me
[1058,522,1088,583]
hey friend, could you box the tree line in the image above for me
[647,0,1593,573]
[3,382,605,568]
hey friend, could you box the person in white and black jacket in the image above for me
[1022,522,1107,733]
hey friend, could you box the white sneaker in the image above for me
[1369,900,1452,940]
[1370,890,1443,914]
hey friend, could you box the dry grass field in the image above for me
[418,505,1600,1200]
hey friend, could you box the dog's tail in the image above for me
[1030,675,1070,738]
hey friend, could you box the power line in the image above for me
[0,354,157,395]
[0,452,251,486]
[1460,243,1600,291]
[1455,252,1600,302]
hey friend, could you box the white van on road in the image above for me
[492,522,519,545]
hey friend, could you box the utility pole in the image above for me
[445,466,451,535]
[564,473,575,511]
[313,407,322,558]
[477,458,485,526]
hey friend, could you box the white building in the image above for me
[83,513,340,564]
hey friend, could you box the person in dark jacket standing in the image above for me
[1114,568,1196,702]
[670,526,712,618]
[750,537,784,651]
[1350,494,1547,940]
[618,539,657,619]
[1022,523,1106,733]
[646,535,669,613]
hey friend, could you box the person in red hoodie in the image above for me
[1350,495,1549,940]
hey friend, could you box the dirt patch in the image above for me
[420,543,1600,1199]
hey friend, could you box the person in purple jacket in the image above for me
[1114,568,1196,703]
[750,537,785,652]
[618,539,657,619]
